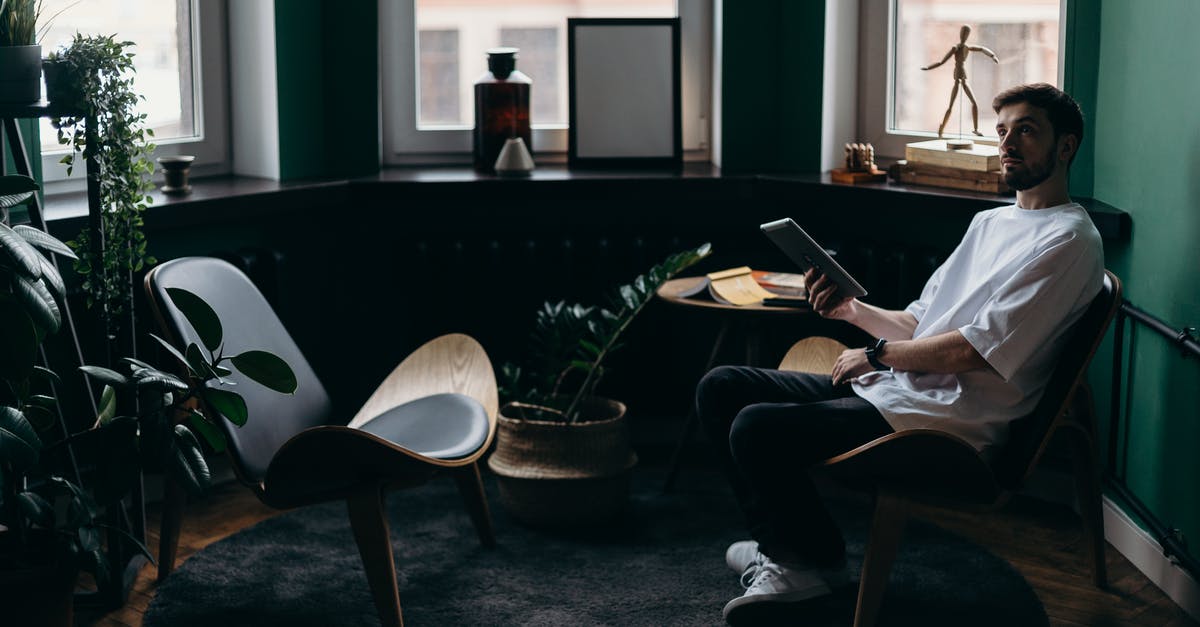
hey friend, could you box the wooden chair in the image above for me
[145,256,499,627]
[778,270,1121,627]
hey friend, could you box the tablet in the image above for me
[760,218,868,299]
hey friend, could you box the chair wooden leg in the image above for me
[854,491,909,627]
[156,478,185,583]
[347,485,404,627]
[453,462,496,548]
[1068,428,1108,589]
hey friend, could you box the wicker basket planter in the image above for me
[487,397,637,526]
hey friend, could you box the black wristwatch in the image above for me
[865,338,888,371]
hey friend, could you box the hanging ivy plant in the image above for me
[47,33,156,337]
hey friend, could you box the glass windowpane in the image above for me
[37,0,196,154]
[415,0,675,129]
[893,0,1059,139]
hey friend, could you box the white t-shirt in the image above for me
[851,202,1104,459]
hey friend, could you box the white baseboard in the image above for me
[1103,495,1200,621]
[1023,466,1200,621]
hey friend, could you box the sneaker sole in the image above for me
[722,583,833,622]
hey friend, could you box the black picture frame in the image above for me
[567,18,682,169]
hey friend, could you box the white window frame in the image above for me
[41,0,229,193]
[380,0,712,164]
[857,0,1068,160]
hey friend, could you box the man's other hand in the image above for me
[832,348,874,385]
[805,268,856,320]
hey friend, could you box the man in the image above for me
[697,83,1104,622]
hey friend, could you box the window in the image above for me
[37,0,228,188]
[382,0,711,162]
[860,0,1063,159]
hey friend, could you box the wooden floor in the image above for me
[88,479,1197,627]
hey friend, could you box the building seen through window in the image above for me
[415,0,675,130]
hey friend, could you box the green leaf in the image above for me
[79,365,130,388]
[579,339,603,357]
[122,357,158,370]
[0,174,38,198]
[27,394,56,409]
[185,342,219,381]
[97,385,117,424]
[618,284,639,310]
[202,387,248,427]
[13,276,60,335]
[230,350,298,394]
[17,491,54,527]
[0,221,43,279]
[35,255,66,301]
[0,405,41,471]
[12,225,78,260]
[166,288,223,353]
[134,370,189,393]
[31,365,62,387]
[0,297,38,382]
[186,410,227,453]
[170,425,211,496]
[149,333,192,375]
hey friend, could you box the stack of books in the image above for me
[891,139,1009,194]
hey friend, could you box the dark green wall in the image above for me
[718,1,825,173]
[1063,0,1100,197]
[1,119,42,223]
[274,0,379,181]
[1087,0,1200,564]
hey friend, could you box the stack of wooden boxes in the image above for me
[890,139,1009,194]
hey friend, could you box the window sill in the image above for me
[41,164,1130,241]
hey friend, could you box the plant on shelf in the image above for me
[0,173,151,625]
[488,242,711,526]
[0,0,63,103]
[45,33,156,339]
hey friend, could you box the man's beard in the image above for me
[1003,144,1058,191]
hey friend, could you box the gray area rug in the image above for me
[145,469,1047,626]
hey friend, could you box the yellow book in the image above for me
[677,266,782,306]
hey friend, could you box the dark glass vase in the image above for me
[474,48,531,173]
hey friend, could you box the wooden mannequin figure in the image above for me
[922,24,999,138]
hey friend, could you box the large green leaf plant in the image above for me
[501,243,712,423]
[78,286,299,497]
[0,173,145,583]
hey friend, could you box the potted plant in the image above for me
[0,0,50,103]
[44,33,156,340]
[1,175,296,622]
[0,173,151,625]
[488,243,711,526]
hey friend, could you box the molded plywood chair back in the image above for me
[145,256,499,627]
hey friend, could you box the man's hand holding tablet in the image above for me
[805,267,858,320]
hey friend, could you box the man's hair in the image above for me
[992,83,1085,147]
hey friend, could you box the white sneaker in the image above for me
[722,559,834,621]
[725,540,851,589]
[725,540,765,574]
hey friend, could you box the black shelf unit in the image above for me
[2,100,148,612]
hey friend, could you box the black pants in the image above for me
[695,365,893,567]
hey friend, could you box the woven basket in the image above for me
[487,398,637,526]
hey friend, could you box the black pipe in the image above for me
[1121,302,1200,360]
[1105,299,1200,580]
[1105,479,1200,576]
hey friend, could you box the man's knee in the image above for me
[695,365,748,418]
[728,406,780,465]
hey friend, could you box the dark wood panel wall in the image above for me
[49,175,1122,439]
